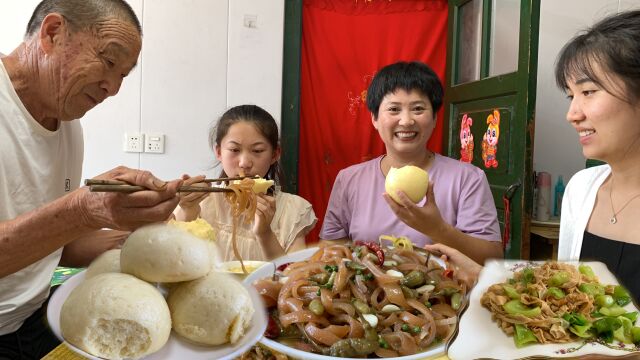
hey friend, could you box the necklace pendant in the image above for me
[610,216,618,224]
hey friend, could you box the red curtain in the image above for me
[298,0,448,243]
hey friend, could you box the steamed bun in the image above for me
[167,272,254,345]
[120,224,214,282]
[60,273,171,360]
[385,165,429,203]
[85,249,121,279]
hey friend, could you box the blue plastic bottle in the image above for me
[554,175,565,217]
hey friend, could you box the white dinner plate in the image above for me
[47,270,267,360]
[244,247,447,360]
[448,260,640,359]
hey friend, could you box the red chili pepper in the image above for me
[443,268,454,279]
[264,314,281,339]
[442,258,454,278]
[276,262,292,272]
[354,241,385,264]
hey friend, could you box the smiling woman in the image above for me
[556,10,640,304]
[320,61,503,265]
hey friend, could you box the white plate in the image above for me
[448,260,640,359]
[47,270,267,360]
[244,247,447,360]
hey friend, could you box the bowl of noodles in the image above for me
[244,243,467,359]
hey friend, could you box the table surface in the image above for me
[531,218,560,227]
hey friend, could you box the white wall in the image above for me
[6,0,640,187]
[535,0,640,185]
[0,0,284,181]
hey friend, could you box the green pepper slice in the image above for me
[613,285,632,307]
[502,284,520,299]
[546,287,565,299]
[578,283,605,296]
[503,299,541,318]
[514,324,538,347]
[548,271,570,287]
[579,264,596,280]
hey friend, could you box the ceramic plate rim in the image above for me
[47,270,267,360]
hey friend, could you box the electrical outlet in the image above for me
[145,134,165,154]
[124,133,144,153]
[244,14,257,28]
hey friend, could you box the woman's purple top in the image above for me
[320,154,501,247]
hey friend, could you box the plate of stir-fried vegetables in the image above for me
[245,242,467,359]
[449,260,640,359]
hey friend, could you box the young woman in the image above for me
[320,61,503,265]
[420,11,640,303]
[556,10,640,301]
[175,105,316,261]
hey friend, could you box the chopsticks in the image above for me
[84,177,256,193]
[88,184,233,193]
[85,175,258,187]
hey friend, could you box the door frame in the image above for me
[281,0,303,194]
[443,0,540,259]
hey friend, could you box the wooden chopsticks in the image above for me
[88,184,233,193]
[83,176,258,193]
[85,175,258,187]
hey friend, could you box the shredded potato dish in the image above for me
[252,243,466,358]
[481,262,640,348]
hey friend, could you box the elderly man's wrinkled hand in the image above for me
[178,174,210,210]
[94,166,170,190]
[77,166,182,230]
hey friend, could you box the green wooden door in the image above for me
[444,0,540,259]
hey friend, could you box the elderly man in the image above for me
[0,1,181,358]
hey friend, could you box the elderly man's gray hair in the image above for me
[25,0,141,38]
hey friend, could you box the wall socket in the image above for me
[145,134,165,153]
[124,133,144,153]
[244,14,257,28]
